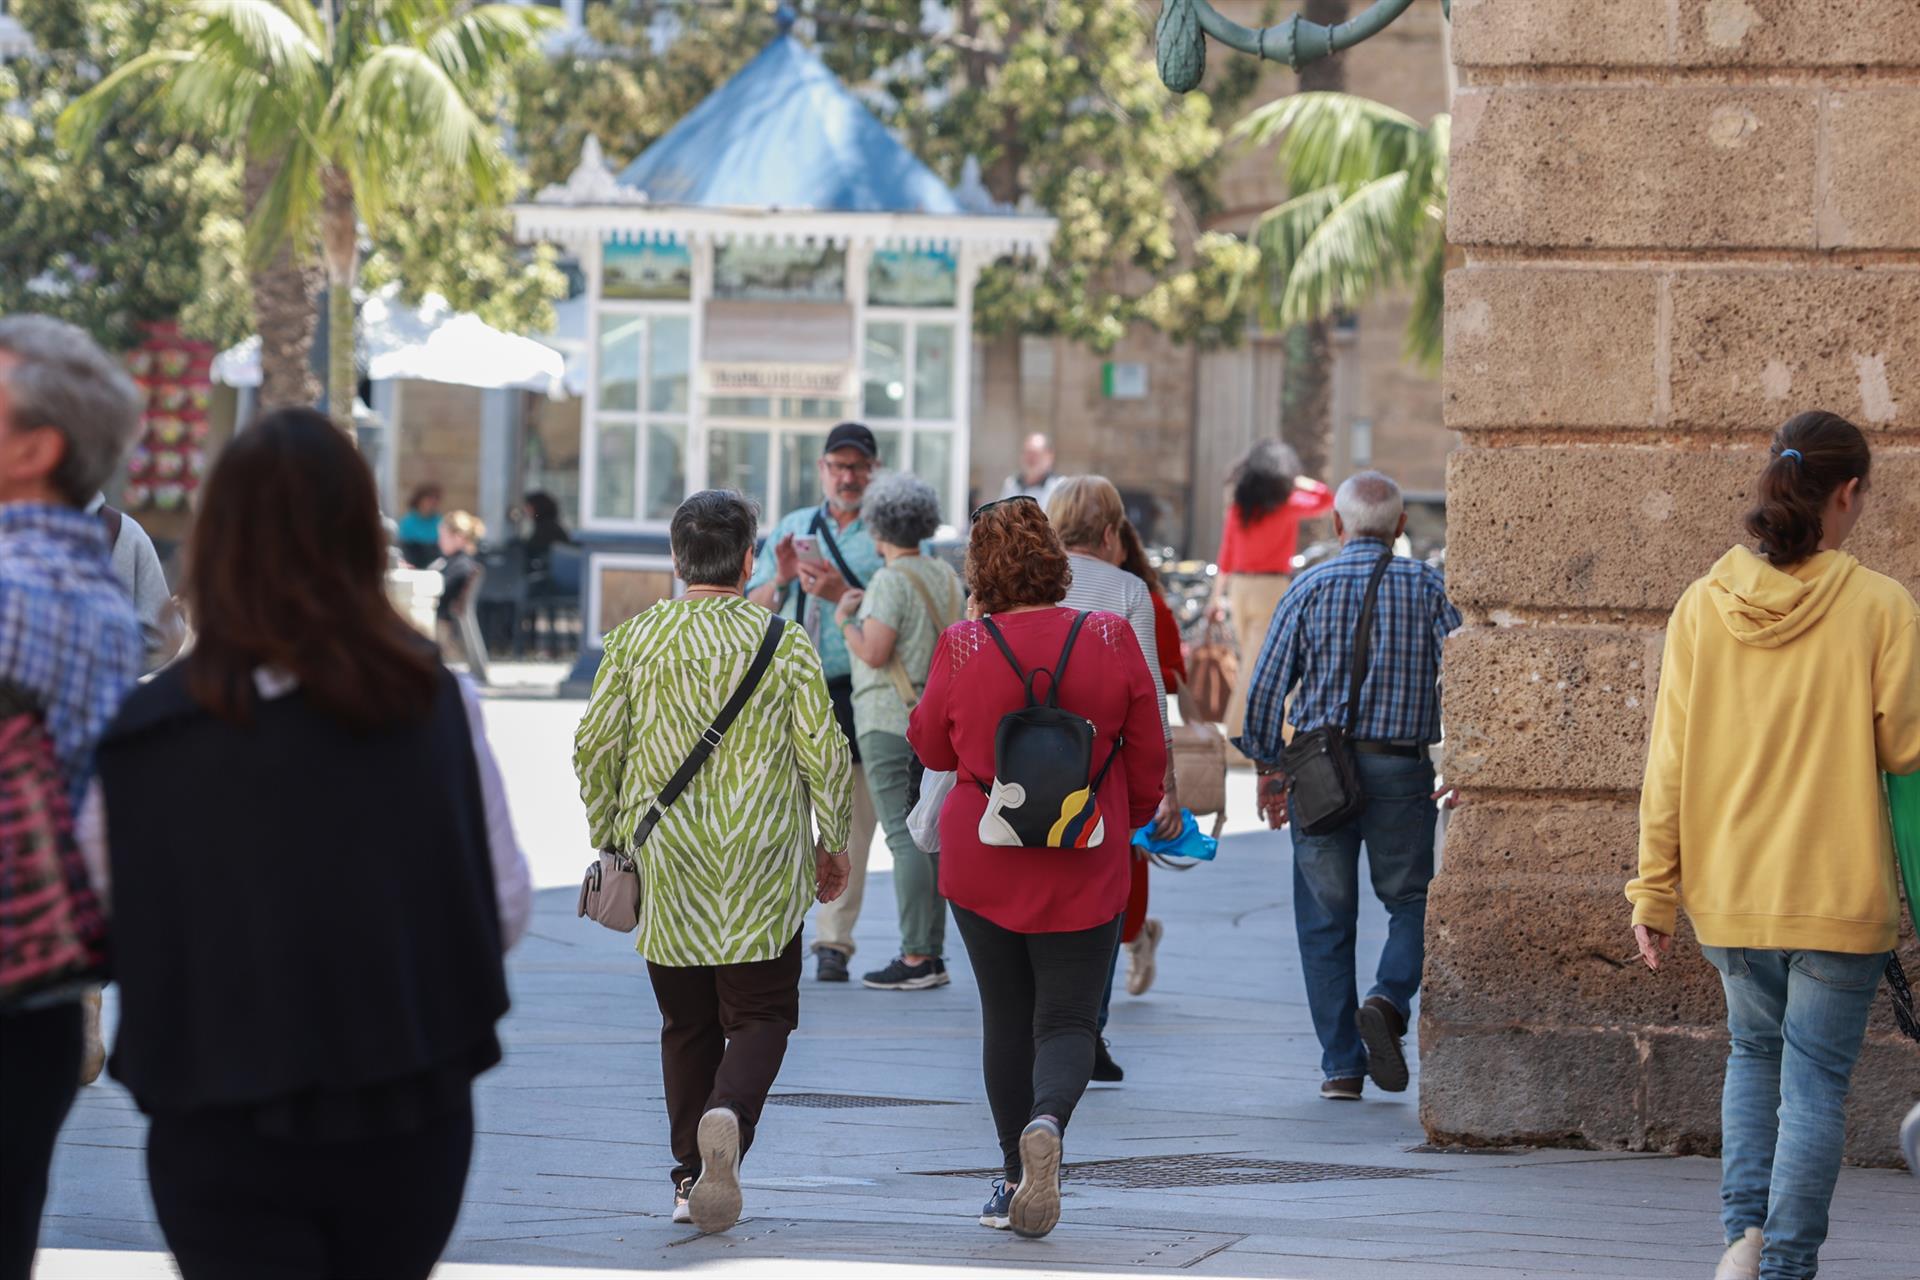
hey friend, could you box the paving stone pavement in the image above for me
[38,694,1920,1278]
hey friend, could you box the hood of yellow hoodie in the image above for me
[1704,546,1858,649]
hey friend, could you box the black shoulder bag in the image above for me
[1282,550,1395,838]
[578,614,787,931]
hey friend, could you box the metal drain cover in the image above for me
[915,1152,1427,1188]
[765,1092,959,1109]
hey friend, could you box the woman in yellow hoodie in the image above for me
[1628,410,1920,1280]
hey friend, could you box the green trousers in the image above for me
[859,730,947,958]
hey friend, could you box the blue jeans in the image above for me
[1288,754,1435,1082]
[1705,946,1885,1280]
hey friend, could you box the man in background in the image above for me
[998,433,1065,506]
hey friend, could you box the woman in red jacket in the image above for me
[908,496,1166,1240]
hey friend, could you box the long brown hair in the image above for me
[1743,411,1871,567]
[185,407,438,729]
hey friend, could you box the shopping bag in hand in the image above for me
[1882,771,1920,1043]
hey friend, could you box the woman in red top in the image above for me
[908,497,1165,1240]
[1207,442,1334,742]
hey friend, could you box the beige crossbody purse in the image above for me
[880,567,962,711]
[577,614,786,932]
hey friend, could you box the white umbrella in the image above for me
[368,312,565,397]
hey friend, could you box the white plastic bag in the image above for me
[907,769,955,853]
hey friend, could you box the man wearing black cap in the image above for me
[746,422,884,982]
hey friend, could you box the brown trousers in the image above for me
[646,933,803,1187]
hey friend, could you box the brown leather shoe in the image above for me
[1357,996,1410,1093]
[1320,1076,1363,1101]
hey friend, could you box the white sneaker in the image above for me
[1713,1227,1762,1280]
[672,1177,693,1224]
[687,1109,743,1233]
[1125,919,1163,996]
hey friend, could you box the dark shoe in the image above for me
[815,949,850,983]
[1091,1037,1124,1083]
[687,1108,742,1232]
[979,1178,1015,1229]
[1356,996,1410,1093]
[1010,1117,1063,1238]
[862,956,950,990]
[1320,1076,1364,1101]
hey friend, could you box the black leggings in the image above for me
[0,1002,83,1280]
[146,1099,474,1280]
[954,906,1122,1183]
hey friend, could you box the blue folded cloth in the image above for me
[1130,809,1217,862]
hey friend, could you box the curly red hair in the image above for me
[966,497,1073,615]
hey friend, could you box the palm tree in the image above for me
[62,0,554,428]
[1235,91,1450,373]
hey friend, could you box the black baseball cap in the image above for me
[822,421,878,458]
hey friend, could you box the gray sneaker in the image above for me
[815,949,850,983]
[687,1108,743,1233]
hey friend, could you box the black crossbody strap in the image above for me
[631,614,787,849]
[810,508,865,591]
[1342,551,1396,738]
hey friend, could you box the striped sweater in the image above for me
[1060,553,1170,743]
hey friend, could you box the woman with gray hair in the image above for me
[575,488,854,1232]
[834,471,964,992]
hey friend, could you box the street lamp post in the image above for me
[1154,0,1446,91]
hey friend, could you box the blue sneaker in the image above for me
[979,1179,1014,1229]
[1010,1117,1063,1238]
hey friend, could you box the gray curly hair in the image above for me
[862,470,943,549]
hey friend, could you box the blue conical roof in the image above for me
[617,34,963,215]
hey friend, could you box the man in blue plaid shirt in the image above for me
[1235,470,1460,1103]
[0,315,145,1275]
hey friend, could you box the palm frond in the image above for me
[1235,91,1423,193]
[420,3,556,89]
[340,45,504,220]
[1272,171,1429,327]
[1247,186,1345,327]
[55,49,196,154]
[192,0,324,83]
[1405,234,1447,372]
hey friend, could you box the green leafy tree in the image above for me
[1237,90,1451,372]
[63,0,559,428]
[0,0,251,353]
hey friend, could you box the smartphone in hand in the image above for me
[792,534,829,569]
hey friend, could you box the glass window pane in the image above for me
[871,430,904,470]
[644,421,686,522]
[707,429,771,508]
[707,396,774,419]
[785,397,851,420]
[597,315,643,412]
[867,248,957,308]
[913,431,955,528]
[862,321,906,420]
[593,420,637,521]
[602,239,692,301]
[914,324,956,420]
[779,432,830,519]
[648,315,690,413]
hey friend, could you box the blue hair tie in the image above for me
[1779,448,1803,463]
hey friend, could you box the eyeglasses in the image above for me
[969,494,1038,523]
[821,459,875,478]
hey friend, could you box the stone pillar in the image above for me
[1426,0,1920,1165]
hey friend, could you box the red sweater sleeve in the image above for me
[1110,624,1168,829]
[907,630,959,771]
[1290,479,1336,519]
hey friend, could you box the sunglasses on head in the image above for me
[969,494,1039,523]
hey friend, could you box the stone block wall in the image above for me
[1427,0,1920,1166]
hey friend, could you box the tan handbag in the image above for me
[578,614,786,933]
[880,566,962,712]
[1171,721,1228,838]
[1183,620,1237,724]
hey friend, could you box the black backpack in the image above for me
[974,612,1121,849]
